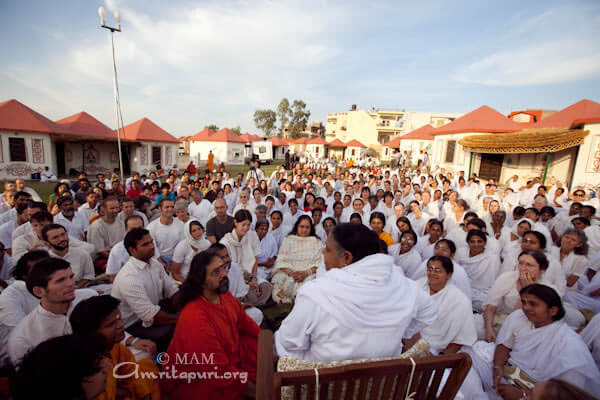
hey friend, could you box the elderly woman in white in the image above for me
[170,220,211,282]
[275,223,438,361]
[551,228,589,290]
[389,230,422,279]
[413,255,477,356]
[270,215,322,304]
[255,218,278,281]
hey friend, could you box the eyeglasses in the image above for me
[400,238,415,244]
[427,267,444,273]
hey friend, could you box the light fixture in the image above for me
[114,11,121,30]
[98,6,106,26]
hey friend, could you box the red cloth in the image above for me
[161,292,260,399]
[126,188,142,198]
[186,163,197,175]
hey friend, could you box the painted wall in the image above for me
[272,145,288,159]
[327,148,344,160]
[188,141,245,166]
[432,132,475,174]
[131,142,180,175]
[345,146,366,161]
[0,131,55,179]
[64,142,121,176]
[306,143,325,159]
[572,123,600,188]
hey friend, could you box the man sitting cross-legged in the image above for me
[70,295,161,400]
[111,227,180,352]
[162,248,259,399]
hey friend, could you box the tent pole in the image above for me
[542,153,551,184]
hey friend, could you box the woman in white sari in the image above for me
[456,230,501,312]
[414,255,477,355]
[499,219,532,269]
[477,250,551,342]
[416,219,443,261]
[170,220,211,282]
[271,215,323,304]
[389,230,422,279]
[255,218,278,281]
[220,209,260,280]
[466,284,600,399]
[551,228,589,290]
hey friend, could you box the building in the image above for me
[345,139,367,161]
[325,105,461,153]
[282,122,325,139]
[0,99,179,179]
[269,137,289,160]
[430,99,600,188]
[187,128,246,166]
[305,137,327,159]
[287,137,309,155]
[326,139,346,160]
[383,124,435,164]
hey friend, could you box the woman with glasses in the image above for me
[412,255,476,355]
[389,230,422,279]
[477,250,551,343]
[232,189,256,215]
[456,230,501,312]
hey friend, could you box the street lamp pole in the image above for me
[98,6,125,186]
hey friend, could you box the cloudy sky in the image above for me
[1,0,599,137]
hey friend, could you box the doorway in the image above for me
[55,143,65,176]
[478,153,504,181]
[120,144,131,175]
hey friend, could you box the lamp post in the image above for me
[98,6,125,186]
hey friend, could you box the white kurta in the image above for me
[456,247,501,310]
[411,259,472,301]
[172,238,210,278]
[388,245,422,280]
[275,254,438,361]
[581,313,600,370]
[220,230,261,275]
[416,279,477,355]
[7,288,97,365]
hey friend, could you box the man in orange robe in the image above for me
[162,246,260,399]
[208,151,214,172]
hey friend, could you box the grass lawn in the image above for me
[1,159,287,205]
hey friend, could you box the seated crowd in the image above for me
[0,160,599,399]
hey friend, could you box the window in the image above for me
[351,149,356,156]
[316,146,319,154]
[259,146,266,154]
[152,146,161,164]
[445,140,456,163]
[9,138,26,162]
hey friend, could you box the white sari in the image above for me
[456,247,501,311]
[220,229,260,275]
[388,245,422,280]
[417,279,476,355]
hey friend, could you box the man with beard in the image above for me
[53,196,89,241]
[43,224,95,289]
[111,228,180,352]
[7,258,97,365]
[88,196,126,272]
[162,246,259,399]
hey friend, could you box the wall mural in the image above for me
[32,139,45,164]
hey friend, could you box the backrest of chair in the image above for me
[257,330,472,400]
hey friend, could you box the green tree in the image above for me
[253,109,277,137]
[288,99,311,139]
[277,98,291,136]
[205,124,219,132]
[231,126,242,136]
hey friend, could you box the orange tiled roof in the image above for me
[187,128,215,142]
[55,111,115,140]
[399,124,436,140]
[307,137,327,145]
[385,136,402,148]
[433,105,522,135]
[345,139,367,148]
[289,137,310,144]
[239,133,263,143]
[207,128,246,143]
[269,137,289,146]
[120,118,179,143]
[0,99,71,134]
[535,99,600,129]
[327,138,347,147]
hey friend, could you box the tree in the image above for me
[205,124,219,132]
[253,109,277,137]
[277,98,291,136]
[288,99,311,139]
[231,126,242,136]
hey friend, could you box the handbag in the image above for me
[503,363,536,391]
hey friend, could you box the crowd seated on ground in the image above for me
[0,155,599,399]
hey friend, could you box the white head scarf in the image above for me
[184,219,206,250]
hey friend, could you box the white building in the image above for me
[305,137,327,159]
[383,124,435,165]
[345,139,367,161]
[187,128,246,166]
[269,137,290,160]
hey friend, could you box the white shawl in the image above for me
[417,279,477,355]
[220,229,260,274]
[302,254,437,333]
[498,309,600,395]
[388,245,422,280]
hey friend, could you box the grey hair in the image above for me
[562,228,588,256]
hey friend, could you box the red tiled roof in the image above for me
[207,128,246,143]
[55,112,115,140]
[432,105,522,135]
[346,139,367,148]
[0,99,71,134]
[385,136,402,148]
[269,137,289,146]
[327,138,347,147]
[239,133,263,143]
[187,128,215,142]
[289,137,310,144]
[535,99,600,128]
[307,137,327,145]
[120,118,179,143]
[399,124,435,140]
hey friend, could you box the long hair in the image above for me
[177,249,221,311]
[519,283,565,321]
[289,215,318,238]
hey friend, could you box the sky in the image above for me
[1,0,599,138]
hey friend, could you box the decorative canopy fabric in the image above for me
[458,128,589,154]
